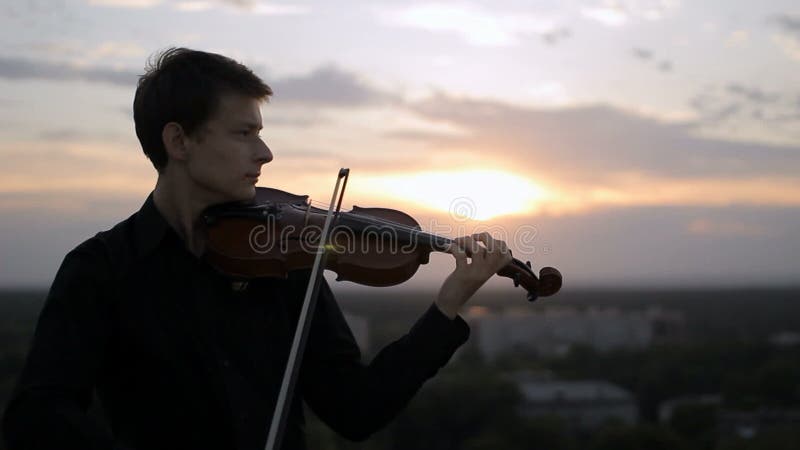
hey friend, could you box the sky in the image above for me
[0,0,799,291]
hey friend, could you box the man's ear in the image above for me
[162,122,189,162]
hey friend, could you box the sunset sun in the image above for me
[361,169,547,220]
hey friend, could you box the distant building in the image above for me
[511,371,637,429]
[658,394,721,422]
[768,331,800,347]
[718,408,800,439]
[463,305,684,359]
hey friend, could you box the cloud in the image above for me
[581,5,627,27]
[726,83,780,104]
[0,55,138,87]
[0,55,387,108]
[771,33,800,61]
[769,14,800,61]
[632,47,653,60]
[88,0,161,7]
[686,218,766,237]
[772,13,800,36]
[726,30,750,47]
[581,0,680,27]
[270,65,396,107]
[691,84,800,129]
[541,28,572,45]
[87,0,310,13]
[173,0,309,14]
[379,3,558,47]
[407,94,800,200]
[518,204,800,287]
[37,129,129,142]
[631,47,673,72]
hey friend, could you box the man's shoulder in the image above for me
[68,212,139,268]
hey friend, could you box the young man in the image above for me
[3,48,511,450]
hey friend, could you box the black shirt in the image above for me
[3,193,470,450]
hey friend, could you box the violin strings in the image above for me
[305,198,453,247]
[306,199,434,237]
[345,212,453,247]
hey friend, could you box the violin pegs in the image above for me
[513,273,520,288]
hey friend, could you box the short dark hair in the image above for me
[133,48,272,172]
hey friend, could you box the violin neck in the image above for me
[335,215,452,253]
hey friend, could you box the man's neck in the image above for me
[152,174,210,257]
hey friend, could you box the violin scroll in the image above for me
[497,259,562,302]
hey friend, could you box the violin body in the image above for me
[203,187,562,301]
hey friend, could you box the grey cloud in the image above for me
[541,28,571,45]
[409,94,800,181]
[270,65,395,107]
[217,0,256,7]
[632,47,653,60]
[38,129,85,141]
[727,83,780,104]
[498,204,800,288]
[631,48,672,73]
[772,13,800,36]
[0,55,390,109]
[692,84,800,125]
[37,128,129,142]
[262,115,326,128]
[382,129,455,141]
[0,55,138,87]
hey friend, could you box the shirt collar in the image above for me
[134,192,171,257]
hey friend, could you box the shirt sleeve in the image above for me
[299,278,470,441]
[2,238,117,450]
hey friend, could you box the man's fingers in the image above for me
[473,232,511,254]
[453,236,481,257]
[447,243,468,269]
[472,232,512,267]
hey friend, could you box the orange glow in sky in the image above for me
[359,170,548,221]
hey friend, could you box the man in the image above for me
[3,48,511,450]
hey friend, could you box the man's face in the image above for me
[183,93,272,204]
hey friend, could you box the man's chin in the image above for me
[234,186,258,202]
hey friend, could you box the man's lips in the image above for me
[245,172,260,184]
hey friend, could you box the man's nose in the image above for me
[256,138,273,164]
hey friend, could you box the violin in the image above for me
[202,186,562,302]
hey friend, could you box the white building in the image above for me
[464,306,683,359]
[512,372,637,429]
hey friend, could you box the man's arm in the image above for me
[299,279,469,442]
[3,239,116,449]
[298,232,510,440]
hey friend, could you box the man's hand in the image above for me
[435,232,513,319]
